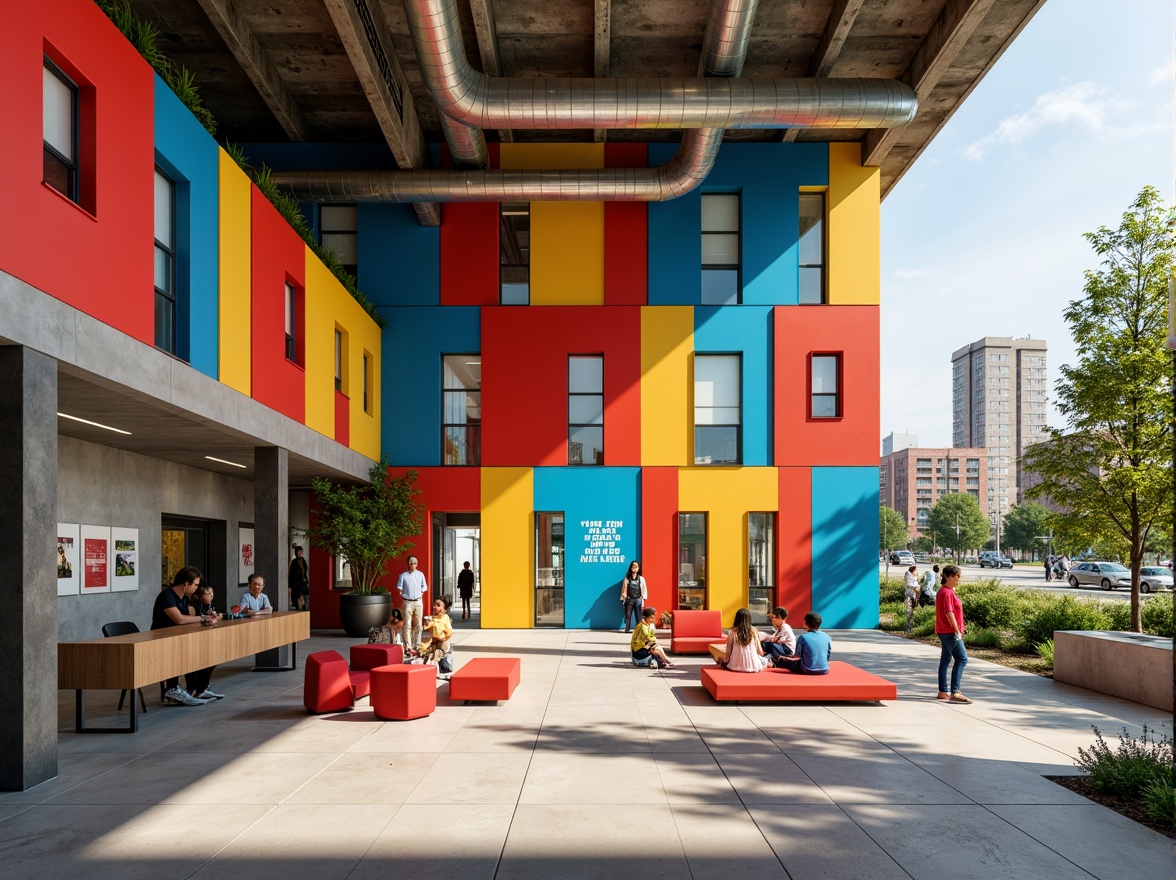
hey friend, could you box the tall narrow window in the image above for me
[536,512,564,627]
[334,328,345,392]
[153,168,176,353]
[284,282,297,363]
[500,203,530,304]
[678,513,707,610]
[43,60,78,202]
[568,355,603,465]
[320,205,358,278]
[362,351,373,414]
[694,354,740,465]
[748,514,775,625]
[442,355,481,465]
[798,193,826,304]
[810,353,841,418]
[701,193,740,304]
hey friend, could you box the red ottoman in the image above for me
[448,657,521,702]
[304,650,353,714]
[350,644,404,671]
[370,664,437,720]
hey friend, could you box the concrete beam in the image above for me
[195,0,310,142]
[469,0,513,143]
[593,0,610,142]
[782,0,864,142]
[862,0,998,166]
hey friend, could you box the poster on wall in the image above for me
[239,527,255,585]
[56,523,80,597]
[111,527,139,592]
[81,525,111,593]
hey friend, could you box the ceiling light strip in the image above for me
[56,412,132,435]
[205,456,247,469]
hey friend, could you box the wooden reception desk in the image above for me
[59,612,310,732]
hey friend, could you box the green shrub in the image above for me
[1076,726,1173,798]
[1142,595,1175,637]
[879,576,906,605]
[959,586,1025,630]
[878,601,905,631]
[1034,638,1054,665]
[1144,770,1176,826]
[910,606,936,636]
[1101,600,1132,631]
[962,627,1002,648]
[1016,596,1115,648]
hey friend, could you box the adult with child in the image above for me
[714,608,769,672]
[618,560,648,633]
[237,573,273,616]
[934,564,972,703]
[772,612,831,675]
[920,565,939,607]
[457,561,475,620]
[151,567,222,705]
[759,606,796,660]
[630,607,674,669]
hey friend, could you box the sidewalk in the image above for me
[3,628,1170,880]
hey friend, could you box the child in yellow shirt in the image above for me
[420,597,454,667]
[630,607,674,669]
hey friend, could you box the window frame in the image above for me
[362,351,373,415]
[319,204,358,278]
[284,281,299,364]
[677,512,708,611]
[747,512,776,626]
[567,354,604,466]
[693,353,742,465]
[809,352,842,419]
[153,166,177,354]
[701,192,742,305]
[500,202,530,305]
[42,57,79,204]
[535,511,565,627]
[798,191,827,305]
[441,354,481,466]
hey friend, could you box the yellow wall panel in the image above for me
[217,149,252,394]
[500,144,605,305]
[347,316,381,460]
[641,306,693,465]
[480,467,534,628]
[678,467,779,625]
[302,247,338,438]
[827,142,880,305]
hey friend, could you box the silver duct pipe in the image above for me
[403,0,916,132]
[701,0,759,77]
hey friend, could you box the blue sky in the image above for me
[879,0,1174,449]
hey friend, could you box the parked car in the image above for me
[1067,562,1131,590]
[889,550,915,566]
[1139,567,1174,593]
[978,552,1013,569]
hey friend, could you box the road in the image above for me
[878,562,1163,602]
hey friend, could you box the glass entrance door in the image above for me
[748,513,775,625]
[535,512,564,626]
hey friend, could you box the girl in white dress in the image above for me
[715,608,769,672]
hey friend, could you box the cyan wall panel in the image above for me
[693,306,773,466]
[378,306,479,464]
[154,75,220,377]
[359,204,440,306]
[811,467,879,628]
[533,467,640,629]
[648,143,828,306]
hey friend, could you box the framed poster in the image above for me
[238,526,255,584]
[81,525,111,594]
[56,523,80,597]
[111,527,139,592]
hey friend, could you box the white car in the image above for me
[1139,567,1174,593]
[1067,562,1130,590]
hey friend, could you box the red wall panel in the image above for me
[481,306,642,466]
[774,306,879,466]
[250,189,306,422]
[777,467,812,620]
[0,3,154,343]
[333,390,349,447]
[604,144,648,306]
[440,144,500,305]
[640,467,678,615]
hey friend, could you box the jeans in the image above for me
[623,599,643,630]
[938,633,968,694]
[763,641,794,660]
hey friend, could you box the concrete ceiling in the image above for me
[129,0,1047,195]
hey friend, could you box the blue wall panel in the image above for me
[533,467,641,629]
[359,204,440,306]
[811,467,880,628]
[693,306,773,466]
[153,76,220,378]
[378,306,479,464]
[648,144,701,305]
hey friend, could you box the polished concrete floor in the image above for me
[4,628,1171,880]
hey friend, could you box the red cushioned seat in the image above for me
[700,661,897,702]
[304,650,354,713]
[671,610,723,654]
[350,643,404,671]
[370,664,437,720]
[448,657,520,702]
[349,669,372,700]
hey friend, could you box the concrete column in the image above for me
[253,446,291,668]
[0,347,59,790]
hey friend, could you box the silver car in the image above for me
[1067,562,1130,590]
[1139,567,1174,593]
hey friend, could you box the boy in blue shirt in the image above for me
[772,612,831,675]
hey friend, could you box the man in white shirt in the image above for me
[396,556,428,651]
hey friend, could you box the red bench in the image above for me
[303,645,402,714]
[671,609,723,654]
[700,661,897,702]
[448,657,520,702]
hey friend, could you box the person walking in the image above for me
[934,564,971,704]
[289,545,310,610]
[1043,555,1053,582]
[619,560,647,633]
[396,556,428,652]
[457,561,475,620]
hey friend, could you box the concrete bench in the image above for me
[448,657,521,702]
[1053,630,1172,711]
[701,660,897,702]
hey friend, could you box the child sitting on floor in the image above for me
[714,608,769,672]
[631,607,674,669]
[419,597,454,673]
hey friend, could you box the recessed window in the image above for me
[694,354,740,465]
[500,203,530,304]
[320,205,358,278]
[334,328,347,393]
[748,513,775,626]
[811,354,841,418]
[362,351,373,414]
[285,282,298,363]
[678,513,707,610]
[153,168,176,354]
[701,193,740,305]
[43,60,78,203]
[442,355,481,465]
[536,512,565,627]
[568,355,603,466]
[799,193,826,304]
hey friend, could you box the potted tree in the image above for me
[304,458,422,638]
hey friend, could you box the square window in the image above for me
[694,354,740,464]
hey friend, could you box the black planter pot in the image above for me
[338,592,392,638]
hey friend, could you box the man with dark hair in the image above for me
[289,545,310,611]
[772,612,831,675]
[457,561,475,620]
[152,567,219,705]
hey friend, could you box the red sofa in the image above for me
[304,645,403,713]
[670,609,723,654]
[700,661,897,702]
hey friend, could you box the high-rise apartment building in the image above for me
[951,337,1048,516]
[881,447,988,542]
[881,432,918,457]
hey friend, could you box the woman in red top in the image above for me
[934,565,972,704]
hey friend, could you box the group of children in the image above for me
[371,596,457,678]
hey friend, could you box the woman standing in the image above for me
[619,560,647,633]
[934,564,971,704]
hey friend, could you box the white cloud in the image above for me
[1148,60,1175,86]
[893,268,930,280]
[963,82,1111,159]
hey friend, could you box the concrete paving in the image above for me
[4,628,1171,879]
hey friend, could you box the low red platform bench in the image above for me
[671,609,723,654]
[701,661,897,702]
[448,657,521,702]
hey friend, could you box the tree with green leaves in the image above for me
[926,493,989,560]
[303,458,423,594]
[879,505,908,577]
[1001,502,1053,557]
[1024,187,1173,631]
